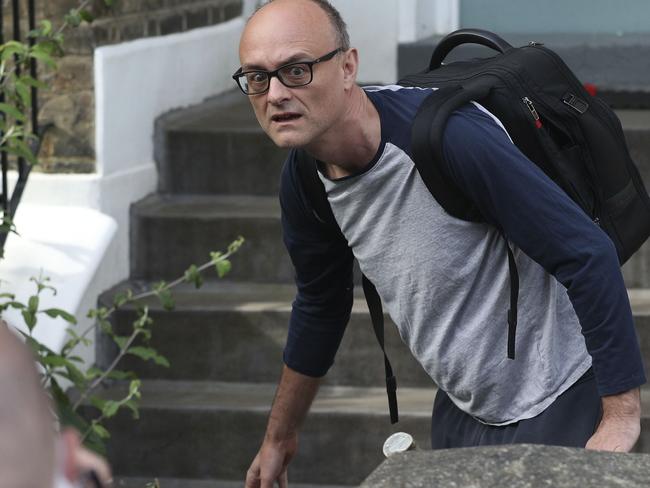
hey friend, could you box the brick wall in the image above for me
[7,0,243,173]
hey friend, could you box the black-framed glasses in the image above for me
[232,47,344,95]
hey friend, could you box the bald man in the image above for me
[234,1,644,487]
[0,320,111,487]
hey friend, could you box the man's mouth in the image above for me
[271,113,302,123]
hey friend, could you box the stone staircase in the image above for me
[96,54,650,486]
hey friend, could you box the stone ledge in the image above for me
[361,444,650,488]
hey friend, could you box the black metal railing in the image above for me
[0,0,38,254]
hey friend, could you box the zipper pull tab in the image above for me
[523,97,542,128]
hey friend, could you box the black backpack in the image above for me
[296,29,650,424]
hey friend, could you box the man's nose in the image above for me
[267,76,291,104]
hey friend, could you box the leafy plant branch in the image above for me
[0,236,244,454]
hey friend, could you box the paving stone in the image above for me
[361,444,650,488]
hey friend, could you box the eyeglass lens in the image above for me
[240,62,312,94]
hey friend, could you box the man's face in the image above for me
[238,0,350,148]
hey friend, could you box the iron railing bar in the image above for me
[8,0,31,219]
[28,0,38,135]
[0,0,7,219]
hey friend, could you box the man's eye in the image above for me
[289,66,306,76]
[248,73,267,84]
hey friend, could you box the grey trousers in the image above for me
[430,368,602,449]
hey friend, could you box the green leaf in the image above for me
[98,318,113,335]
[88,307,109,320]
[227,236,245,254]
[0,41,28,61]
[90,396,106,411]
[126,346,170,368]
[21,310,36,331]
[101,401,119,419]
[85,367,103,380]
[65,361,87,387]
[215,259,232,278]
[124,398,139,420]
[106,369,135,381]
[15,80,31,108]
[157,288,175,311]
[112,335,129,350]
[91,423,110,439]
[11,138,37,165]
[41,355,68,367]
[0,293,15,300]
[29,48,57,68]
[40,20,53,36]
[79,9,95,23]
[0,102,26,122]
[113,289,133,308]
[129,379,142,397]
[183,264,203,289]
[43,308,77,324]
[19,75,48,90]
[133,308,152,329]
[64,11,82,28]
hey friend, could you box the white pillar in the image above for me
[399,0,460,43]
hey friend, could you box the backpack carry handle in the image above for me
[429,29,513,70]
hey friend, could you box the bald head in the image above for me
[248,0,349,51]
[0,321,56,487]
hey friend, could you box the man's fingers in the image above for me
[245,463,261,488]
[278,469,288,488]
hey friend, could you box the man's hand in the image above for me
[244,366,320,487]
[586,388,641,452]
[245,435,297,488]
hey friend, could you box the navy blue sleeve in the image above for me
[441,105,646,397]
[279,152,355,377]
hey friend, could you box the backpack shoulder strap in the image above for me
[410,84,490,222]
[293,148,400,423]
[294,148,340,230]
[411,83,520,360]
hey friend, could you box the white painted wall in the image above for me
[0,205,116,364]
[330,0,399,83]
[4,18,248,360]
[399,0,460,43]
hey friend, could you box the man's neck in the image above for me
[305,85,381,179]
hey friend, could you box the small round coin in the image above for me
[382,432,416,458]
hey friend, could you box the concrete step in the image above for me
[96,281,432,387]
[96,282,650,386]
[398,33,650,108]
[87,381,434,486]
[114,478,349,488]
[129,193,292,283]
[154,92,650,197]
[154,90,287,195]
[86,380,650,485]
[129,190,650,287]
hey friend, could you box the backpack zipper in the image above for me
[523,97,542,128]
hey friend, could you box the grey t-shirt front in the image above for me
[317,86,592,425]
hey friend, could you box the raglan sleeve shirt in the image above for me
[279,149,355,377]
[441,105,646,397]
[279,99,645,396]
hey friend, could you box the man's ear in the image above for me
[341,48,359,89]
[60,428,81,482]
